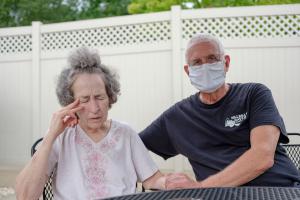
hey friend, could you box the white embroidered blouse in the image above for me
[47,120,158,200]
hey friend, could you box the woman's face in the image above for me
[72,73,109,133]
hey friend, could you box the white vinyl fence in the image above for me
[0,4,299,173]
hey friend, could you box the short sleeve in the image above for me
[249,84,288,143]
[139,111,178,160]
[130,129,158,182]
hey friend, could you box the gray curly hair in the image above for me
[185,33,225,62]
[56,47,120,108]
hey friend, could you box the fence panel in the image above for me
[0,4,299,173]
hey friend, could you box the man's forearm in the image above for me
[200,148,274,187]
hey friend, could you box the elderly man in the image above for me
[140,33,300,188]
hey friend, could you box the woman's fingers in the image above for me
[60,105,83,120]
[59,99,80,113]
[66,99,80,109]
[64,116,78,127]
[53,104,82,130]
[49,99,83,136]
[70,106,83,113]
[61,105,83,127]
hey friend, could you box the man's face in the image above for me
[184,41,230,75]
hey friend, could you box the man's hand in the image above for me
[165,173,201,189]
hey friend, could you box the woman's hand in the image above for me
[48,99,83,138]
[143,171,166,190]
[165,173,201,189]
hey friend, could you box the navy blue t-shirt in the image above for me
[140,83,300,186]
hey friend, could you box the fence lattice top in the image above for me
[183,15,299,39]
[0,5,299,54]
[41,21,171,51]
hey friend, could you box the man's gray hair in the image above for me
[185,33,225,62]
[56,47,120,108]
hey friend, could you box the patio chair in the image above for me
[282,133,300,171]
[31,138,54,200]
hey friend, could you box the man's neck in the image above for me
[199,83,230,105]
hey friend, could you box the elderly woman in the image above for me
[15,47,165,200]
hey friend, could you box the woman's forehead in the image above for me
[72,73,106,95]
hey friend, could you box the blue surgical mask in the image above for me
[188,61,225,93]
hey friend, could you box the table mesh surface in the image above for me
[103,187,300,200]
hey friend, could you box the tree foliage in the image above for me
[128,0,300,14]
[128,0,182,14]
[0,0,130,28]
[0,0,79,27]
[0,0,299,28]
[79,0,130,19]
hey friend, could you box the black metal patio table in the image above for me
[103,187,300,200]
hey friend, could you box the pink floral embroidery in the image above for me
[75,124,123,199]
[100,131,122,152]
[75,134,92,152]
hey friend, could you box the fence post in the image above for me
[171,5,184,173]
[171,5,183,103]
[32,21,42,143]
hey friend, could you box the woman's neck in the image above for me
[80,119,111,143]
